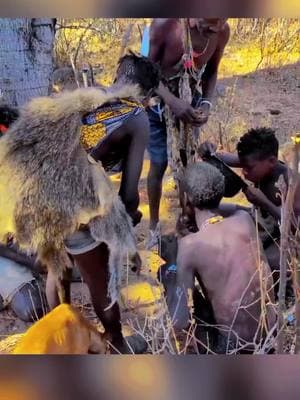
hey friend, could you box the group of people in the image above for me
[0,18,299,354]
[173,127,300,353]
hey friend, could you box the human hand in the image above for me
[198,141,217,159]
[169,97,200,125]
[243,186,270,208]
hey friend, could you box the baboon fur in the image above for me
[0,85,141,305]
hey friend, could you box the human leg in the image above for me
[146,106,168,245]
[45,268,72,310]
[147,160,168,230]
[73,243,147,353]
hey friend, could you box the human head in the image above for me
[182,162,225,209]
[237,127,279,183]
[188,18,228,37]
[115,51,161,97]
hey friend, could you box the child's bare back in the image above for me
[178,209,276,346]
[174,162,277,352]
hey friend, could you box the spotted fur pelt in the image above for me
[0,86,140,305]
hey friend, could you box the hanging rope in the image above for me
[179,19,194,168]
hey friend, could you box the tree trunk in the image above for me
[0,18,55,106]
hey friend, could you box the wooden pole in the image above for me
[292,134,300,353]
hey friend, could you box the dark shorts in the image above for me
[146,92,202,165]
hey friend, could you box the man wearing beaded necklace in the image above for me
[144,18,230,249]
[172,162,276,353]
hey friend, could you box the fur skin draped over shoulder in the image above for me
[0,85,141,306]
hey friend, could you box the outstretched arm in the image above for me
[194,24,230,126]
[91,111,149,226]
[246,174,300,225]
[198,141,241,167]
[218,203,251,217]
[118,112,150,225]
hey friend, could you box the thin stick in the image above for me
[69,54,80,89]
[291,134,300,352]
[118,23,133,60]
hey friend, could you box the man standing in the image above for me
[199,128,300,301]
[0,53,161,354]
[145,18,230,249]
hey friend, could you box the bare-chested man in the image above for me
[145,18,230,248]
[173,162,276,353]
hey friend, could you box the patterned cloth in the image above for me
[66,98,145,257]
[80,98,144,151]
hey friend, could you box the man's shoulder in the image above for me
[268,162,289,188]
[150,19,179,35]
[177,232,204,267]
[151,18,177,28]
[178,231,205,252]
[229,209,252,223]
[225,210,255,238]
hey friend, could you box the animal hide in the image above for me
[0,85,140,305]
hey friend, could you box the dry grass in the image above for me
[0,333,24,354]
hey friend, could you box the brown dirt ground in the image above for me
[0,62,299,352]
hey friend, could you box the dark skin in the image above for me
[73,244,125,349]
[46,89,149,353]
[149,18,230,124]
[175,207,276,353]
[4,84,146,347]
[199,141,300,294]
[147,18,230,230]
[199,141,300,226]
